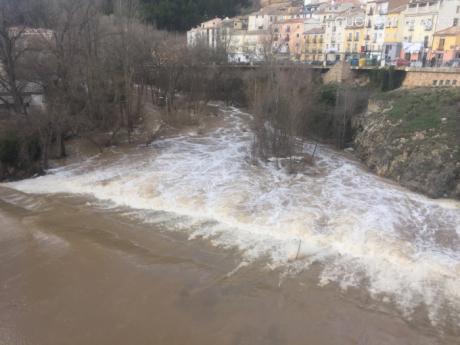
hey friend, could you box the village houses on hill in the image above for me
[187,0,460,67]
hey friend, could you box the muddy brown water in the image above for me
[0,189,455,345]
[1,105,459,344]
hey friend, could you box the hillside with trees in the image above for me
[102,0,256,31]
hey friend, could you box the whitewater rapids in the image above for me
[4,105,460,330]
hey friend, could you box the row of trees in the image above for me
[139,0,254,31]
[0,0,206,175]
[0,0,370,180]
[98,0,255,31]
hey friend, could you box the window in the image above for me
[433,80,438,86]
[439,80,444,85]
[453,80,458,85]
[446,80,451,85]
[457,6,460,13]
[454,18,459,26]
[439,38,445,50]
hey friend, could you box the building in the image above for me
[400,0,440,64]
[437,0,460,31]
[302,27,325,62]
[383,1,409,62]
[248,5,289,31]
[232,16,249,30]
[318,2,356,62]
[363,0,391,62]
[186,0,460,68]
[343,8,366,59]
[227,30,272,63]
[428,25,460,66]
[0,82,44,111]
[273,18,305,60]
[187,18,224,48]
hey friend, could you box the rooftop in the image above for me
[388,0,410,12]
[304,27,325,34]
[434,26,460,36]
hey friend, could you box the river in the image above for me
[1,105,459,344]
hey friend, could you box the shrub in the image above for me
[0,135,20,166]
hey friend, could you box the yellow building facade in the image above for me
[429,26,460,66]
[384,6,405,43]
[302,27,325,62]
[343,26,365,56]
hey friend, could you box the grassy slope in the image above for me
[375,88,460,139]
[355,87,460,198]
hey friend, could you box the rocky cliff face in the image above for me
[353,89,460,199]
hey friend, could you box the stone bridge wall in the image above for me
[402,68,460,88]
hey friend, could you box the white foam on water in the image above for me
[4,106,460,328]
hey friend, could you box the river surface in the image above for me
[1,105,459,344]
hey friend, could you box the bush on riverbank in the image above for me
[0,121,42,181]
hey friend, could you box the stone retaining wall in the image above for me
[402,68,460,88]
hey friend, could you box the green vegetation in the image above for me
[140,0,251,31]
[0,128,41,179]
[368,68,405,92]
[377,88,460,134]
[0,135,20,166]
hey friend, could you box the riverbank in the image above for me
[353,87,460,199]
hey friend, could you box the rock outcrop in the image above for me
[353,89,460,199]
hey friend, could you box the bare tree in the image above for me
[249,65,316,169]
[152,33,187,114]
[0,1,33,117]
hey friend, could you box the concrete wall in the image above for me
[402,68,460,87]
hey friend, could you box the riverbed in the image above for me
[1,106,459,344]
